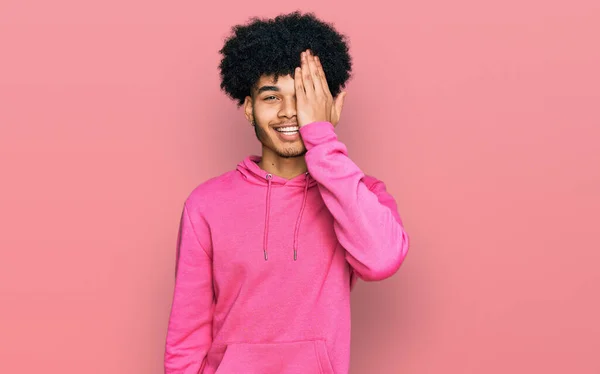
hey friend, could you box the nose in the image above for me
[278,96,297,119]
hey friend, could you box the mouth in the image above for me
[272,124,300,141]
[273,125,299,135]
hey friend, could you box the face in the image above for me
[244,74,306,159]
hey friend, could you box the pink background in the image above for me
[1,0,599,373]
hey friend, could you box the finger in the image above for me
[306,50,325,96]
[314,56,331,96]
[300,51,315,100]
[294,67,306,103]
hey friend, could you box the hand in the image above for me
[295,49,347,128]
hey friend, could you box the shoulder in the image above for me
[185,169,239,208]
[362,174,386,191]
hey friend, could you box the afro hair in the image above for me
[218,11,352,107]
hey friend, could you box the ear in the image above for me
[335,91,347,115]
[331,91,347,127]
[244,96,254,125]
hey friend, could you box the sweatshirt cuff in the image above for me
[299,121,337,151]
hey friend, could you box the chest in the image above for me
[209,187,342,291]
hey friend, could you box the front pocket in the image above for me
[215,339,334,374]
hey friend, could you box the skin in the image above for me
[244,49,347,180]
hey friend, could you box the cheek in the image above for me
[254,103,279,122]
[254,123,273,144]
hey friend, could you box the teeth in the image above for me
[276,126,299,132]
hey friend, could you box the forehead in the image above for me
[254,74,295,93]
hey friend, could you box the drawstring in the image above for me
[262,172,310,261]
[263,173,273,261]
[293,173,310,261]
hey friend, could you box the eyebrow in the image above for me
[256,85,280,94]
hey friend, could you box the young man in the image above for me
[164,11,409,374]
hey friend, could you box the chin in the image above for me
[276,146,306,159]
[278,152,306,159]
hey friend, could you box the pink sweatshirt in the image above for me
[164,121,409,374]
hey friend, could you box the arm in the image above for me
[164,203,214,374]
[300,121,410,282]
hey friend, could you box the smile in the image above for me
[275,126,299,134]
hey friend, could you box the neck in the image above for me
[258,149,307,180]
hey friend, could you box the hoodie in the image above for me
[164,121,409,374]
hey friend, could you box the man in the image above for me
[164,11,409,374]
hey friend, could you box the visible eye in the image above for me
[264,96,278,101]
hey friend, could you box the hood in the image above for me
[236,155,318,261]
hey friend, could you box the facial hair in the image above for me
[253,120,306,159]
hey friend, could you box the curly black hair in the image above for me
[218,11,352,107]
